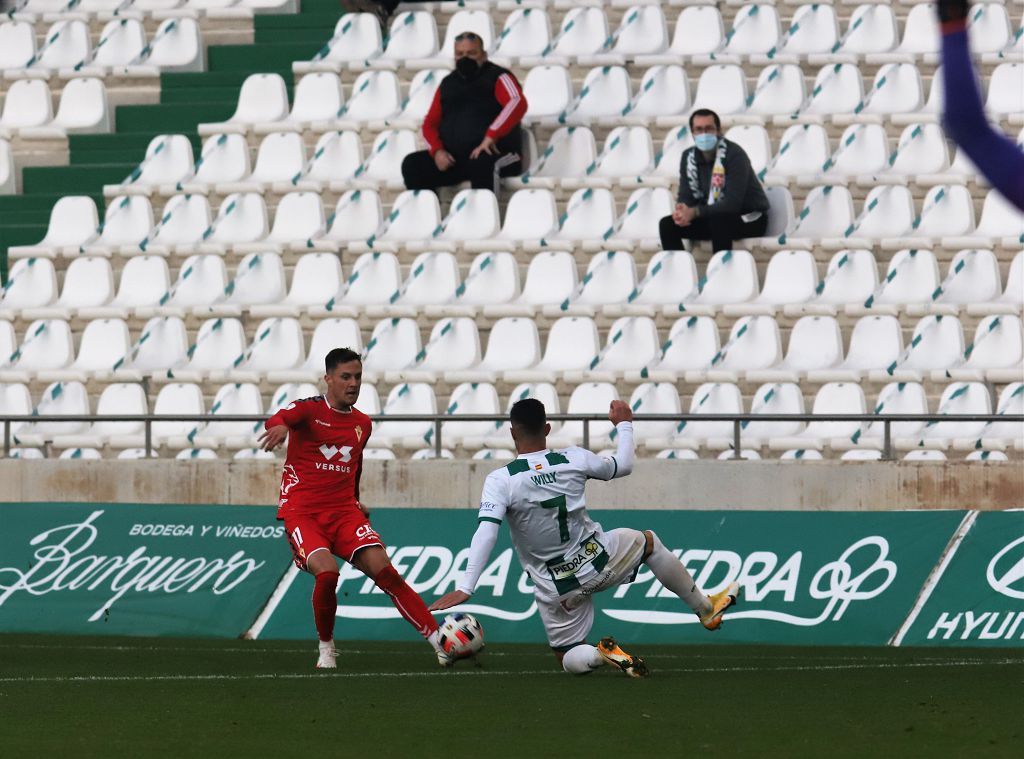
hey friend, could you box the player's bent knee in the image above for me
[305,547,338,575]
[642,530,657,561]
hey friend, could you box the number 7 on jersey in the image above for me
[539,494,569,542]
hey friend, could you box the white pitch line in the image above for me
[0,643,1015,665]
[1,659,1020,684]
[245,564,300,640]
[890,510,979,647]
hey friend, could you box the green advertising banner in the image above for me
[897,510,1024,647]
[0,503,292,637]
[257,509,965,647]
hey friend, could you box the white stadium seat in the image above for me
[440,381,502,446]
[13,381,89,445]
[283,72,344,129]
[0,21,34,70]
[622,65,689,122]
[374,382,437,448]
[143,194,212,254]
[742,382,806,444]
[268,317,361,384]
[511,250,576,311]
[144,18,203,73]
[772,381,866,451]
[833,3,898,58]
[253,252,342,318]
[942,315,1023,383]
[746,64,805,117]
[52,383,148,450]
[192,382,264,449]
[580,315,660,379]
[339,251,401,307]
[200,192,268,252]
[632,315,719,382]
[492,7,551,62]
[665,6,723,57]
[51,78,112,135]
[319,189,383,248]
[44,256,115,318]
[112,316,188,381]
[0,258,58,317]
[692,64,747,115]
[0,80,53,131]
[451,316,540,382]
[169,317,246,382]
[443,251,520,311]
[84,195,153,255]
[881,314,965,382]
[362,317,421,375]
[521,64,572,122]
[767,3,838,60]
[40,317,130,382]
[112,135,194,195]
[234,132,305,191]
[298,13,382,71]
[809,315,902,382]
[335,70,401,124]
[198,73,289,135]
[986,63,1024,118]
[0,319,74,382]
[380,11,439,65]
[673,382,744,450]
[722,4,780,58]
[184,133,251,190]
[548,381,619,449]
[394,251,460,308]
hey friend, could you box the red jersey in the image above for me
[265,395,373,519]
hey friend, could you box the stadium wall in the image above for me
[0,460,1020,511]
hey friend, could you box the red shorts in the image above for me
[283,508,383,570]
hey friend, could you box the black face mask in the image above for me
[456,56,480,79]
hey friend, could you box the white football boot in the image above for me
[316,640,337,669]
[429,630,456,668]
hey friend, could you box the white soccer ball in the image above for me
[437,612,485,659]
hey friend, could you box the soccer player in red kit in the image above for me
[258,347,445,669]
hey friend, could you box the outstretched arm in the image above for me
[429,520,500,610]
[429,471,509,610]
[259,401,310,451]
[580,400,636,480]
[939,0,1024,211]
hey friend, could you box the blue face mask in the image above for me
[694,133,719,151]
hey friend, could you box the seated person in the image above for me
[401,32,527,195]
[659,108,769,252]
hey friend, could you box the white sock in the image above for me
[645,531,712,616]
[319,639,334,650]
[427,629,443,654]
[561,645,605,675]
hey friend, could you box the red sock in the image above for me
[374,565,439,638]
[312,571,339,642]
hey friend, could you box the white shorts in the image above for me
[535,528,648,650]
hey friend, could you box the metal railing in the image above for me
[2,413,1021,460]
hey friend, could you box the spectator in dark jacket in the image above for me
[659,109,770,253]
[400,32,527,195]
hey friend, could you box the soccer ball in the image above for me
[437,612,485,660]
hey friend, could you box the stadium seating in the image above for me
[1,0,1022,461]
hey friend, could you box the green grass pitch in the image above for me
[1,634,1021,757]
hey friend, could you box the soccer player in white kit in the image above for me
[430,398,739,676]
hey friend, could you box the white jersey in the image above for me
[477,444,626,601]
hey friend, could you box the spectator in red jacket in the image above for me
[401,32,528,195]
